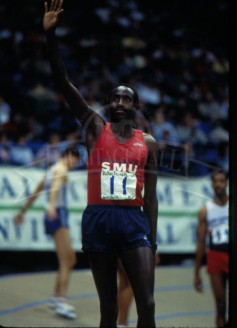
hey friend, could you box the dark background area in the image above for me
[0,251,199,275]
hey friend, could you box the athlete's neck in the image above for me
[213,194,228,206]
[110,121,134,139]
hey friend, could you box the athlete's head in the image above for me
[211,170,228,198]
[104,84,139,122]
[61,146,80,169]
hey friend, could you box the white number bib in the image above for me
[212,224,229,245]
[101,170,137,200]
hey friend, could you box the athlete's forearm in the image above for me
[195,208,207,274]
[21,180,45,214]
[143,140,158,250]
[194,242,206,275]
[143,195,158,249]
[21,194,38,214]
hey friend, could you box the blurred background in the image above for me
[0,0,229,274]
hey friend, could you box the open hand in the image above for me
[43,0,64,31]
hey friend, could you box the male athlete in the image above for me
[43,1,158,327]
[194,170,229,327]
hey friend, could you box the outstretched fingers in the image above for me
[44,0,64,14]
[50,0,63,12]
[50,0,57,11]
[58,0,64,11]
[44,2,48,13]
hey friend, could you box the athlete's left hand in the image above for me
[13,212,24,225]
[194,274,203,292]
[47,207,57,220]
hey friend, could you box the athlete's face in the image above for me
[108,86,136,122]
[212,172,228,197]
[67,154,79,169]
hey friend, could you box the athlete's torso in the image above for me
[87,122,149,206]
[44,162,68,209]
[205,199,229,252]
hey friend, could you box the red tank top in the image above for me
[87,122,148,206]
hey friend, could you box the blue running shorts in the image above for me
[81,205,151,252]
[44,207,69,235]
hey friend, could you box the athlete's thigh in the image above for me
[88,251,118,302]
[53,227,74,258]
[119,247,155,299]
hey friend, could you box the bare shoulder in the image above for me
[198,205,207,221]
[143,132,157,151]
[53,162,67,178]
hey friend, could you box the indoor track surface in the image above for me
[0,266,223,327]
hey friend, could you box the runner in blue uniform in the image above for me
[14,147,80,319]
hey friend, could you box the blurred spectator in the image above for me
[25,114,44,141]
[212,54,229,76]
[150,107,179,144]
[209,120,229,144]
[10,134,34,166]
[2,112,29,139]
[197,91,223,122]
[150,106,179,143]
[0,132,12,164]
[61,129,88,170]
[188,84,202,103]
[26,82,58,122]
[219,94,229,119]
[135,82,161,106]
[176,112,208,145]
[34,132,62,168]
[0,95,11,126]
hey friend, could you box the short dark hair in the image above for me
[211,169,228,181]
[61,146,80,158]
[103,84,140,109]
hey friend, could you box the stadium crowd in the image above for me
[0,0,229,176]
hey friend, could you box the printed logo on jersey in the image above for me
[102,162,138,173]
[133,142,143,147]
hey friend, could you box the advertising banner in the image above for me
[0,166,215,252]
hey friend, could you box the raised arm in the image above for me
[143,134,158,253]
[43,0,104,132]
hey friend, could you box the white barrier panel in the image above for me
[0,166,215,252]
[0,210,82,251]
